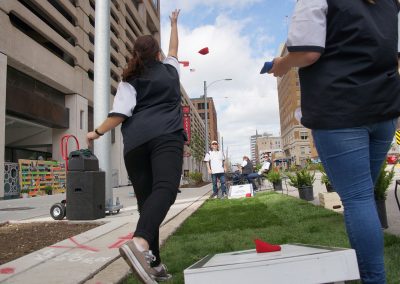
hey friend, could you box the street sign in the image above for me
[396,130,400,145]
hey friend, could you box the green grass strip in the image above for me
[124,192,400,284]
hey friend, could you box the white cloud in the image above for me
[161,14,280,164]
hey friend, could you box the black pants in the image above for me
[124,131,184,266]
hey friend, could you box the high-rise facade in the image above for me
[0,0,206,198]
[277,45,314,167]
[191,97,218,146]
[250,132,262,164]
[256,135,282,163]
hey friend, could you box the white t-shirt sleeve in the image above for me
[204,152,210,162]
[108,82,137,118]
[163,56,180,77]
[287,0,328,53]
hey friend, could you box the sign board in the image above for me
[229,184,253,199]
[182,106,191,145]
[396,130,400,145]
[184,244,360,284]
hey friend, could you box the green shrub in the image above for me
[374,161,395,201]
[287,168,315,188]
[188,172,203,185]
[266,170,282,183]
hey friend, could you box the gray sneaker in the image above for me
[209,193,217,199]
[119,240,157,284]
[151,263,172,282]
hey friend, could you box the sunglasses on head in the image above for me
[212,143,218,145]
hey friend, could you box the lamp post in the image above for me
[204,79,232,154]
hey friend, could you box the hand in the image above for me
[269,57,291,77]
[169,9,180,26]
[208,169,212,174]
[86,131,100,146]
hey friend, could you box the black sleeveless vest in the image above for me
[242,160,254,175]
[298,0,400,129]
[121,60,183,155]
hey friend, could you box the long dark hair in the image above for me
[122,35,160,81]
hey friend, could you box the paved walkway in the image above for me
[0,184,212,284]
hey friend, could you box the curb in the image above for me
[84,192,210,284]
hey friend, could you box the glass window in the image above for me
[300,131,308,140]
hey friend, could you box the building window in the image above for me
[300,131,308,140]
[301,147,305,155]
[80,111,84,130]
[152,0,158,9]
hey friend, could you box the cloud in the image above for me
[161,14,280,164]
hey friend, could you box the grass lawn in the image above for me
[124,192,400,284]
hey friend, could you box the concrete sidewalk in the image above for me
[0,184,212,284]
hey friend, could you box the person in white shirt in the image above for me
[204,141,227,198]
[246,158,272,191]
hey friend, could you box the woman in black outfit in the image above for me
[87,10,183,284]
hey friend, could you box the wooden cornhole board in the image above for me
[228,184,254,199]
[184,244,359,284]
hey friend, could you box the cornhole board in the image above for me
[229,184,253,199]
[184,244,359,284]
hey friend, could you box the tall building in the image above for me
[277,45,314,167]
[250,131,263,164]
[256,135,282,163]
[191,97,218,146]
[0,0,206,198]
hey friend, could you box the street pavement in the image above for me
[0,167,399,284]
[0,184,212,284]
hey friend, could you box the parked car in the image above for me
[386,155,398,165]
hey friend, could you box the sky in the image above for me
[159,0,296,164]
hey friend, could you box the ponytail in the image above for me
[122,35,160,81]
[122,50,144,81]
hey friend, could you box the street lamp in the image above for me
[204,79,232,154]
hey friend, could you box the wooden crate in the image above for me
[319,192,343,213]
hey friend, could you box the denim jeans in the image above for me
[212,173,227,195]
[246,173,260,190]
[312,118,397,284]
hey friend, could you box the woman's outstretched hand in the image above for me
[86,131,100,146]
[169,9,180,26]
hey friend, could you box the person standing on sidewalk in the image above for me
[87,9,183,284]
[270,1,400,283]
[204,141,227,198]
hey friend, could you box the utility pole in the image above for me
[93,0,122,213]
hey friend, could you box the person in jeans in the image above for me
[270,1,400,282]
[87,9,183,284]
[204,141,227,198]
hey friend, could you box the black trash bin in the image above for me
[66,150,105,220]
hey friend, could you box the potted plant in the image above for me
[266,170,282,191]
[374,161,394,229]
[287,167,316,201]
[44,186,53,195]
[317,163,335,192]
